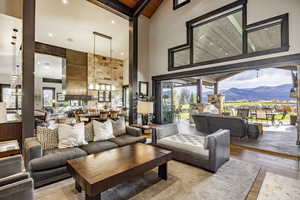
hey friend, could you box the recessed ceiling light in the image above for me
[62,0,69,4]
[111,20,115,24]
[48,33,53,37]
[120,52,124,56]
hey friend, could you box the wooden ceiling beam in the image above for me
[133,0,152,17]
[87,0,133,19]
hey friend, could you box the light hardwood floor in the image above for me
[230,147,300,200]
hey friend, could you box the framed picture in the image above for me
[57,93,65,102]
[139,81,149,97]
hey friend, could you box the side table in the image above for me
[131,124,157,144]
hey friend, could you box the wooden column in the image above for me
[214,82,218,94]
[297,66,300,145]
[197,79,202,103]
[22,0,35,144]
[129,17,138,125]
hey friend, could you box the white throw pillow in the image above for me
[58,123,87,148]
[111,117,126,137]
[93,120,115,141]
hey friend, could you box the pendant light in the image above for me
[109,38,116,91]
[89,32,114,91]
[88,32,97,90]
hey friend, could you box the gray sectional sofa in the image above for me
[24,126,146,188]
[192,113,260,139]
[152,123,230,172]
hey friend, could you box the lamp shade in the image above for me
[0,103,7,123]
[137,101,153,114]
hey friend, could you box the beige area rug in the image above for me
[257,172,300,200]
[35,159,260,200]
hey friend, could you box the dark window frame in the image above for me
[173,0,191,10]
[98,90,112,103]
[168,0,289,71]
[42,87,56,108]
[0,84,22,110]
[122,85,129,108]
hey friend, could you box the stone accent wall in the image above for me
[87,53,123,108]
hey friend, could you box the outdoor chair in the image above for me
[255,109,269,124]
[237,109,250,120]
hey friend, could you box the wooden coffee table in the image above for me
[67,143,172,200]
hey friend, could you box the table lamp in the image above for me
[137,101,153,125]
[0,103,7,123]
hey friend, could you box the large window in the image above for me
[173,0,191,10]
[43,87,55,107]
[193,9,243,64]
[1,85,22,110]
[169,1,289,71]
[123,86,129,109]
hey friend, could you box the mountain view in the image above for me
[219,84,293,101]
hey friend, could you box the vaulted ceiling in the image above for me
[88,0,163,18]
[119,0,163,18]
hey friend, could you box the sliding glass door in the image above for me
[161,82,174,124]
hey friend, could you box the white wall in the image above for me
[123,15,150,88]
[0,73,13,84]
[123,58,129,85]
[138,15,150,83]
[146,0,300,83]
[0,0,22,19]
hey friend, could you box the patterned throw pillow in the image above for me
[85,122,94,142]
[36,126,59,150]
[111,118,126,137]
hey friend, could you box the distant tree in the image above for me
[181,88,190,104]
[180,92,186,105]
[190,93,195,104]
[173,90,179,108]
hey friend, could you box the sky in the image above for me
[218,68,292,91]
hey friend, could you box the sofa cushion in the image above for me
[79,141,118,154]
[93,120,115,141]
[84,122,94,142]
[156,124,179,140]
[157,134,209,157]
[58,123,87,148]
[36,126,58,150]
[111,118,126,137]
[30,148,87,172]
[109,135,146,147]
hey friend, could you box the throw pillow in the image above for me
[85,122,94,142]
[36,126,58,150]
[58,123,87,148]
[111,117,126,137]
[93,120,115,141]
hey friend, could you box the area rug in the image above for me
[35,159,260,200]
[257,172,300,200]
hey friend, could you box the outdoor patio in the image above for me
[231,125,300,157]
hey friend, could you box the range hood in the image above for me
[64,95,92,101]
[63,49,91,100]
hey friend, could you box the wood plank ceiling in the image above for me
[120,0,163,18]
